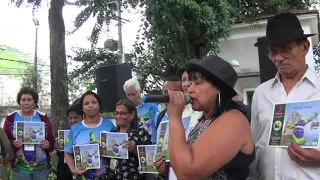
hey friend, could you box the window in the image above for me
[243,88,256,106]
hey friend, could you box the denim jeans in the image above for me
[12,169,51,180]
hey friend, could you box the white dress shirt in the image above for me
[250,66,320,180]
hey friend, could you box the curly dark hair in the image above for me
[79,91,102,112]
[17,87,39,108]
[66,104,82,117]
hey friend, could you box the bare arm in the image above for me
[248,93,258,179]
[65,152,76,172]
[169,110,253,180]
[0,128,13,161]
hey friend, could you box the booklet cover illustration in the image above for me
[73,144,100,169]
[102,132,128,159]
[268,100,320,147]
[137,145,158,174]
[155,121,169,161]
[16,122,45,144]
[155,117,191,161]
[58,130,70,151]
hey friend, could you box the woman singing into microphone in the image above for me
[164,55,255,180]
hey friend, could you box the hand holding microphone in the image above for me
[142,91,189,120]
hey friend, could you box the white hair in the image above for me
[123,78,141,92]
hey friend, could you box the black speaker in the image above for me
[257,36,278,83]
[96,63,132,112]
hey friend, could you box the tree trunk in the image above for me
[49,0,69,136]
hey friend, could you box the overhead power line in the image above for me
[0,57,50,67]
[0,67,49,71]
[0,73,31,75]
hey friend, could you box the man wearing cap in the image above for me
[250,13,320,179]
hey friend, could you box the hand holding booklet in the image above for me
[100,132,129,159]
[154,117,191,162]
[73,144,100,170]
[137,145,158,174]
[268,100,320,148]
[16,122,45,144]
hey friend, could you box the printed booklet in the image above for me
[100,132,129,159]
[268,100,320,148]
[16,122,45,144]
[137,145,158,174]
[154,117,191,161]
[73,144,100,169]
[58,130,70,151]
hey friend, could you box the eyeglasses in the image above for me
[115,111,129,117]
[267,47,292,59]
[267,42,299,59]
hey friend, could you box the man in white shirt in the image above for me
[250,13,320,179]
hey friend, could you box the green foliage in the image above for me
[232,0,312,23]
[129,0,316,91]
[68,0,120,46]
[20,64,43,92]
[131,0,237,91]
[68,47,120,90]
[71,0,315,92]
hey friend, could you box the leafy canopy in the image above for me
[68,47,119,90]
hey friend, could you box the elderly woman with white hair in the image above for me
[123,78,159,139]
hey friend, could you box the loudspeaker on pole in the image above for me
[96,63,133,112]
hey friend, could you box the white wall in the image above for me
[219,22,316,75]
[218,14,318,105]
[219,37,260,74]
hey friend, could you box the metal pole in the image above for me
[116,0,124,63]
[34,26,38,91]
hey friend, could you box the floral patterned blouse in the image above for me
[104,128,151,180]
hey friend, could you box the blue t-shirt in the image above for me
[65,118,115,180]
[136,103,159,135]
[13,111,47,173]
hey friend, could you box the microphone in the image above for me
[141,94,192,104]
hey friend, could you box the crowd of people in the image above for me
[0,12,319,180]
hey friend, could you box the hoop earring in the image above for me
[218,93,221,108]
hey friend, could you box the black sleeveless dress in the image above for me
[187,116,255,180]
